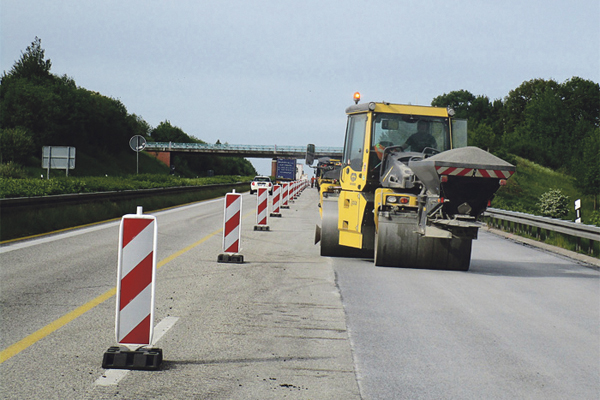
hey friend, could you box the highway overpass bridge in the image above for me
[144,142,343,167]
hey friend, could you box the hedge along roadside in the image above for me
[0,182,249,241]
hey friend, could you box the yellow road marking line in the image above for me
[0,203,256,363]
[0,227,223,364]
[0,288,117,364]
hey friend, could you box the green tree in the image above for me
[561,77,600,128]
[502,78,561,135]
[4,37,52,83]
[431,90,475,119]
[574,128,600,210]
[433,91,503,153]
[468,122,499,152]
[128,114,151,139]
[518,88,571,169]
[0,127,35,163]
[0,78,62,147]
[150,120,200,143]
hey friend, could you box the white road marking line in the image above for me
[95,369,129,386]
[0,196,225,253]
[151,316,179,345]
[94,316,179,386]
[0,221,121,253]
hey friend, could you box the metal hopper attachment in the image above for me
[409,147,515,218]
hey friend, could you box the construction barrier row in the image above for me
[103,180,309,371]
[218,179,309,263]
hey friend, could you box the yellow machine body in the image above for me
[337,102,454,250]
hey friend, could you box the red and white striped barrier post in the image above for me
[254,187,269,231]
[289,181,296,203]
[218,190,244,263]
[103,206,163,371]
[270,184,282,217]
[281,182,290,209]
[116,207,157,347]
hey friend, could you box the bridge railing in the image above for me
[144,142,343,155]
[483,207,599,257]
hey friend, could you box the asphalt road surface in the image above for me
[335,232,599,399]
[1,188,598,399]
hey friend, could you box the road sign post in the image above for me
[42,146,76,178]
[129,135,147,174]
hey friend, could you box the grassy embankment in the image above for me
[489,156,599,257]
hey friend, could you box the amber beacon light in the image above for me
[353,92,361,104]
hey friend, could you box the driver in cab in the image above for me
[400,120,437,153]
[374,120,437,160]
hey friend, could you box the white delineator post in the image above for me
[270,184,282,217]
[115,207,157,348]
[254,187,269,231]
[575,199,582,223]
[218,190,244,263]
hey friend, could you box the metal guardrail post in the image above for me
[484,208,600,256]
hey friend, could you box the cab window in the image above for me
[343,114,367,171]
[372,114,451,155]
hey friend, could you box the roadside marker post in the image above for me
[575,199,582,223]
[281,183,290,209]
[270,184,282,217]
[102,206,163,371]
[218,190,244,263]
[254,187,270,231]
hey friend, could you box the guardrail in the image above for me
[0,183,247,209]
[484,207,599,256]
[0,182,250,241]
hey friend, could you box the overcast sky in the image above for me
[2,0,598,175]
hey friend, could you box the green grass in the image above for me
[491,156,598,225]
[0,174,254,198]
[0,182,250,241]
[488,156,599,258]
